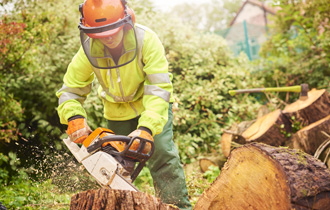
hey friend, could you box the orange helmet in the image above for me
[79,0,135,38]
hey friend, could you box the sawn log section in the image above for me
[283,89,330,126]
[291,115,330,155]
[70,188,179,210]
[194,143,330,210]
[240,109,291,146]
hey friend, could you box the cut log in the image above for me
[70,188,179,210]
[290,115,330,155]
[194,143,330,210]
[220,132,233,158]
[199,154,227,173]
[283,89,330,126]
[241,109,291,146]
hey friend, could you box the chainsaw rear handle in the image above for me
[86,135,155,162]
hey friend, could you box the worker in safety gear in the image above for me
[56,0,191,209]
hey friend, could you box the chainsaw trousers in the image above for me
[107,104,192,210]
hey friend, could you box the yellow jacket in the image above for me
[56,24,173,136]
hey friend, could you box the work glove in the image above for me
[128,127,154,154]
[66,115,92,143]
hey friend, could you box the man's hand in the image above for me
[66,116,92,143]
[128,127,154,154]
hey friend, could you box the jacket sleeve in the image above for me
[138,30,173,136]
[56,46,95,125]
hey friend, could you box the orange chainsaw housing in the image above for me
[83,127,126,152]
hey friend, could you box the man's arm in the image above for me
[138,29,173,136]
[56,46,95,124]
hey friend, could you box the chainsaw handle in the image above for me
[86,135,155,161]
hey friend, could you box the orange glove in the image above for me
[66,116,92,143]
[128,127,154,154]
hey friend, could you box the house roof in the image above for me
[229,0,278,26]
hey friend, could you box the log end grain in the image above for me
[194,143,330,210]
[194,143,291,210]
[283,89,326,113]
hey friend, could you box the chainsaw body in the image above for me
[63,128,154,192]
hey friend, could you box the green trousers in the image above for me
[107,104,192,210]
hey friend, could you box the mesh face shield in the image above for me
[79,15,137,69]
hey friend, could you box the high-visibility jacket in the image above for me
[56,24,174,136]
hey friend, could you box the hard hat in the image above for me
[78,0,138,69]
[79,0,135,38]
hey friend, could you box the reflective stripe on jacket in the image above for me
[56,24,174,136]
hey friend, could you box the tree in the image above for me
[257,0,330,94]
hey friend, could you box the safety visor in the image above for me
[78,15,137,69]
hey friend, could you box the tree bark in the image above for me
[241,109,291,146]
[70,188,179,210]
[283,89,330,126]
[290,115,330,155]
[194,143,330,210]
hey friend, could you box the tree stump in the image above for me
[290,115,330,155]
[283,89,330,126]
[194,143,330,210]
[240,109,291,146]
[70,188,179,210]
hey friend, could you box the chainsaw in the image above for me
[63,127,155,192]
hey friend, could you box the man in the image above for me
[56,0,191,209]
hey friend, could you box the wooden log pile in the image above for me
[194,143,330,210]
[221,88,330,168]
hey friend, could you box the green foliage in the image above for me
[0,0,81,150]
[257,0,330,93]
[185,163,221,206]
[0,161,71,209]
[0,85,23,144]
[202,165,220,183]
[1,171,71,210]
[0,151,102,209]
